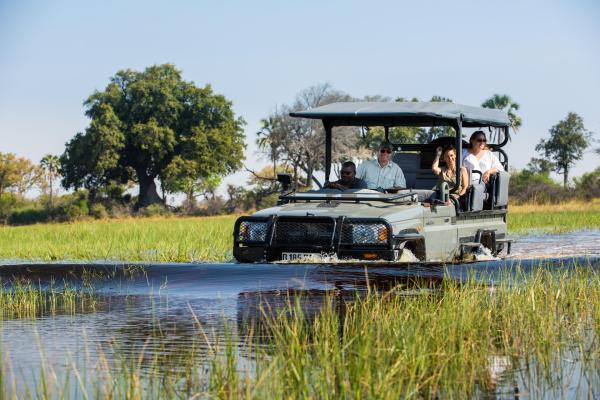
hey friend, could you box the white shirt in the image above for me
[357,159,406,190]
[462,149,504,183]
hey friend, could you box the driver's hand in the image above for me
[435,146,443,157]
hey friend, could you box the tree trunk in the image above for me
[49,175,53,208]
[563,168,568,189]
[138,173,163,207]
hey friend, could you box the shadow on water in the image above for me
[0,248,598,396]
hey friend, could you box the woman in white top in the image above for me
[462,131,504,184]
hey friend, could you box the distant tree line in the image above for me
[0,65,597,225]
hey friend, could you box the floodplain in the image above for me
[0,202,598,398]
[0,200,598,263]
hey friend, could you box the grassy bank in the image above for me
[0,215,237,263]
[0,201,597,263]
[509,199,600,233]
[1,265,598,398]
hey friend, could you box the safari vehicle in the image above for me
[233,102,512,263]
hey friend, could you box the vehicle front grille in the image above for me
[273,218,335,248]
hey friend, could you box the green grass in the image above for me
[0,215,237,263]
[509,201,600,234]
[1,264,598,398]
[0,280,96,318]
[0,201,598,263]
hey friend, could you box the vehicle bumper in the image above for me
[232,215,396,263]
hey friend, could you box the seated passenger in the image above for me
[356,142,406,192]
[463,131,504,184]
[432,145,468,200]
[324,161,367,190]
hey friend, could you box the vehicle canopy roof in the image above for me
[290,101,511,128]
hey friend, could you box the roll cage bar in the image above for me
[322,116,510,189]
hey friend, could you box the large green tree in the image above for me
[0,153,43,197]
[535,112,592,188]
[60,64,245,206]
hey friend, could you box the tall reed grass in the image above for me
[0,281,96,318]
[1,265,598,398]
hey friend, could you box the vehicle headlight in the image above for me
[342,222,389,245]
[238,221,268,242]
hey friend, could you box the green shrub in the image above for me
[138,204,168,217]
[509,170,573,204]
[89,203,108,219]
[0,193,19,223]
[51,191,90,222]
[574,167,600,199]
[8,207,50,225]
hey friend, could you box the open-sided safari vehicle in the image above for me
[233,102,512,263]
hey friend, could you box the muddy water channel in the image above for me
[0,230,599,398]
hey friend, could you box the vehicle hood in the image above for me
[252,201,424,222]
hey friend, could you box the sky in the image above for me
[0,0,598,197]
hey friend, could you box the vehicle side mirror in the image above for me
[277,173,292,192]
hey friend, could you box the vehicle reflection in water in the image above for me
[0,232,598,396]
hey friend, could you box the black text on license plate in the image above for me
[281,252,318,261]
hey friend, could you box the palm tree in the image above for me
[40,154,60,207]
[256,115,284,177]
[481,94,522,142]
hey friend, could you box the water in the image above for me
[0,230,599,398]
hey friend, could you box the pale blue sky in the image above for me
[0,0,598,191]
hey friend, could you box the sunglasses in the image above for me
[476,138,487,143]
[340,170,354,175]
[379,149,392,154]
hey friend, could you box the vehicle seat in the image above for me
[392,152,420,188]
[466,170,486,211]
[393,151,442,190]
[488,171,510,208]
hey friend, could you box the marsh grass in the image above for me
[0,280,97,318]
[0,201,598,263]
[1,264,598,398]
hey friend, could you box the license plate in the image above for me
[281,252,319,261]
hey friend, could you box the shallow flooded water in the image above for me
[0,230,599,398]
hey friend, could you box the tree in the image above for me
[0,153,20,196]
[0,153,42,197]
[256,84,357,188]
[12,157,43,197]
[256,115,285,177]
[60,64,245,207]
[481,94,522,142]
[416,96,454,143]
[40,154,60,207]
[535,112,592,188]
[525,157,554,175]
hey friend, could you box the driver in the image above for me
[324,161,367,190]
[357,142,406,192]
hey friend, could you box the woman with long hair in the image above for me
[432,144,468,200]
[463,130,504,184]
